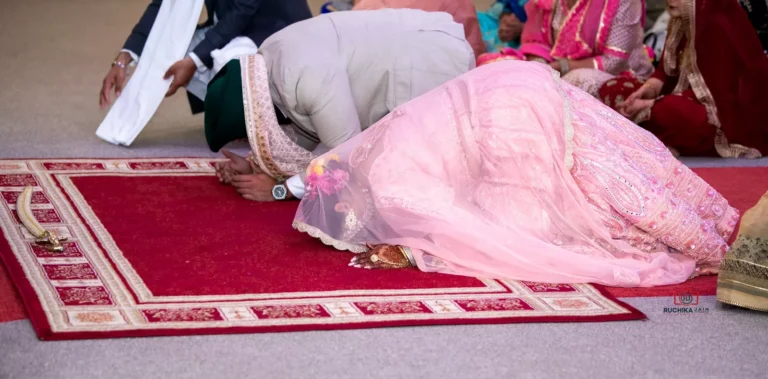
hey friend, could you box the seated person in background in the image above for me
[206,9,476,201]
[478,0,653,98]
[477,0,528,53]
[606,0,768,158]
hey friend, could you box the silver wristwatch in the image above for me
[272,183,288,201]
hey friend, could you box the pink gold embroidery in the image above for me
[0,174,37,187]
[522,282,577,292]
[252,305,329,318]
[456,298,535,311]
[128,162,187,170]
[57,287,112,306]
[44,264,97,280]
[144,308,221,322]
[74,312,116,324]
[2,190,49,204]
[355,302,430,314]
[550,299,592,309]
[44,163,106,171]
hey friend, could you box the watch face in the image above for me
[272,185,287,200]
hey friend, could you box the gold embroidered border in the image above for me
[241,55,290,181]
[549,68,576,170]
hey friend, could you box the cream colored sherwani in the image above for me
[244,8,475,198]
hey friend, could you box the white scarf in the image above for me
[96,0,205,146]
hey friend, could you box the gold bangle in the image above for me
[397,246,416,267]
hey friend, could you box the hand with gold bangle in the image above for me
[349,243,415,269]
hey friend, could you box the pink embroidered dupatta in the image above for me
[520,0,638,62]
[293,61,736,287]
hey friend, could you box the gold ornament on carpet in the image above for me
[16,186,67,252]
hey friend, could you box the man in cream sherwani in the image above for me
[209,8,476,202]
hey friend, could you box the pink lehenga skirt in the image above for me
[293,61,737,287]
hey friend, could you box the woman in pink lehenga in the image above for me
[293,61,738,287]
[478,0,654,97]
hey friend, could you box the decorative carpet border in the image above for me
[0,159,644,340]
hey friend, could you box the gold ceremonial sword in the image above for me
[16,186,67,252]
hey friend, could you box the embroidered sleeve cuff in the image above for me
[119,49,139,67]
[188,52,207,73]
[286,175,305,200]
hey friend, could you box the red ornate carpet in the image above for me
[0,159,647,340]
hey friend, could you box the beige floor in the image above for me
[0,1,202,157]
[0,0,494,158]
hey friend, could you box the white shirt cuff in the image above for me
[286,175,306,200]
[119,49,139,67]
[188,52,208,72]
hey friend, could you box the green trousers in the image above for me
[204,59,247,152]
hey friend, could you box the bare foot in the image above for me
[349,243,413,269]
[216,149,252,184]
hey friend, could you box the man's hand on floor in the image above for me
[232,173,278,202]
[164,57,197,97]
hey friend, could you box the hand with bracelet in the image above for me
[99,51,196,109]
[547,58,595,75]
[548,59,569,74]
[99,51,133,109]
[618,78,664,119]
[350,243,415,269]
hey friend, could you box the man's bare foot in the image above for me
[349,243,413,269]
[216,149,253,184]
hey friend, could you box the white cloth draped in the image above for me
[96,0,258,147]
[97,0,205,146]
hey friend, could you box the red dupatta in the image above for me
[659,0,768,157]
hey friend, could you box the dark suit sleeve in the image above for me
[192,0,264,68]
[122,0,163,56]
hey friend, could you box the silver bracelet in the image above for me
[559,59,570,75]
[112,61,127,69]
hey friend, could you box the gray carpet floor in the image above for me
[1,1,767,378]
